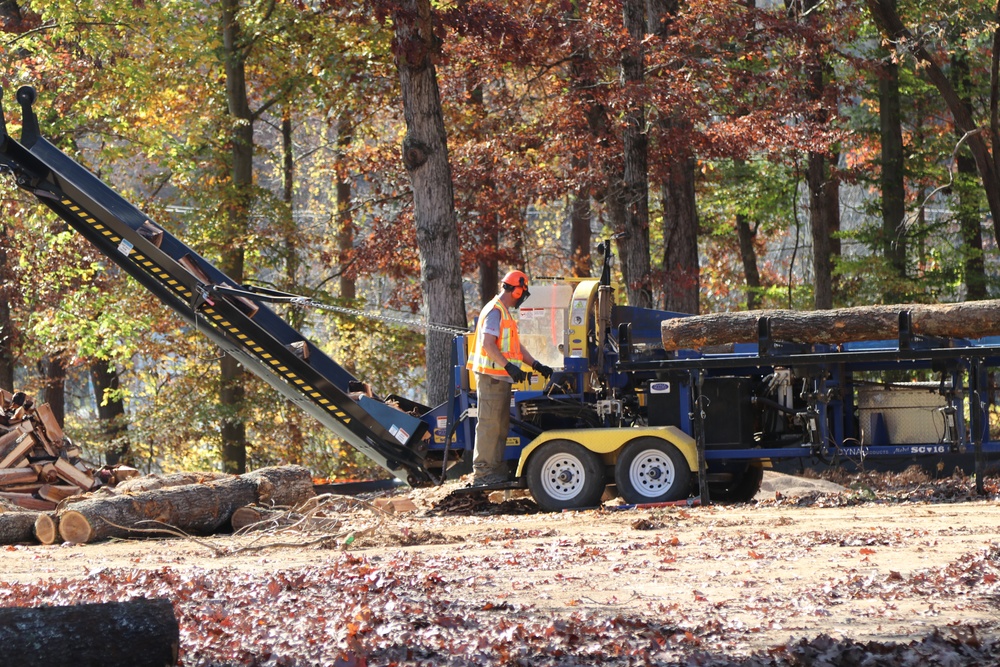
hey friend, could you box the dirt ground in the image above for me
[3,470,1000,664]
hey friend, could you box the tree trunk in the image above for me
[90,358,130,465]
[279,107,308,463]
[566,2,606,280]
[880,34,907,294]
[0,598,178,667]
[393,0,468,406]
[808,150,841,309]
[0,224,13,394]
[616,0,653,309]
[661,156,700,314]
[42,352,66,427]
[477,243,499,308]
[957,158,986,300]
[650,0,699,314]
[952,53,987,300]
[336,115,356,304]
[867,0,1000,247]
[790,0,841,310]
[569,190,593,278]
[0,510,38,544]
[736,212,762,310]
[465,81,500,307]
[281,105,306,334]
[55,465,314,544]
[219,0,253,474]
[660,299,1000,350]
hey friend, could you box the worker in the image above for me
[467,270,553,487]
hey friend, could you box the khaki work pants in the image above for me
[472,374,512,478]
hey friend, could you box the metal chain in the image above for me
[307,300,470,336]
[212,284,470,335]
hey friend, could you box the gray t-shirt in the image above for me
[482,306,502,337]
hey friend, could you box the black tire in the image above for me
[710,462,765,503]
[525,440,606,512]
[614,437,692,504]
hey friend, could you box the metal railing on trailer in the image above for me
[617,312,1000,490]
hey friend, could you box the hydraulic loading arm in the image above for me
[0,86,435,486]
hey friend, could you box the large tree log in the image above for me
[0,510,39,544]
[56,465,315,544]
[660,300,1000,351]
[0,598,178,667]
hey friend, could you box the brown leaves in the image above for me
[4,471,1000,665]
[0,544,994,666]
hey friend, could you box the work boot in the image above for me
[470,472,508,488]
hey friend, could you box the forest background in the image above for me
[0,0,998,481]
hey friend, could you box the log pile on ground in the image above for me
[0,390,138,512]
[0,387,318,546]
[34,464,316,545]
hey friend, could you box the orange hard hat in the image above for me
[501,270,530,303]
[501,270,529,291]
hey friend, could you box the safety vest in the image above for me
[467,295,522,376]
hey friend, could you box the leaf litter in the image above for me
[0,467,999,665]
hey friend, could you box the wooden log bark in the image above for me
[660,300,1000,351]
[52,457,95,491]
[0,432,35,469]
[0,467,40,487]
[0,511,39,544]
[242,464,316,507]
[0,598,178,667]
[230,505,285,532]
[114,470,229,494]
[0,421,31,459]
[37,483,78,503]
[57,465,315,544]
[0,492,55,511]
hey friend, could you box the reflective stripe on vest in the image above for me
[467,295,522,376]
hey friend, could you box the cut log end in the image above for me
[34,513,59,545]
[57,510,93,544]
[231,506,264,531]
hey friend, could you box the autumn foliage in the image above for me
[0,0,997,474]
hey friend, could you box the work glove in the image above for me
[504,362,527,383]
[531,360,554,378]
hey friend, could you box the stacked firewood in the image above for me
[0,390,137,511]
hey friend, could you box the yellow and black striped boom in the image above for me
[0,87,433,486]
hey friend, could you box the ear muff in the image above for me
[504,281,528,301]
[501,270,530,305]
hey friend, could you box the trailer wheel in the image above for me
[526,440,606,512]
[710,462,765,503]
[614,437,691,504]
